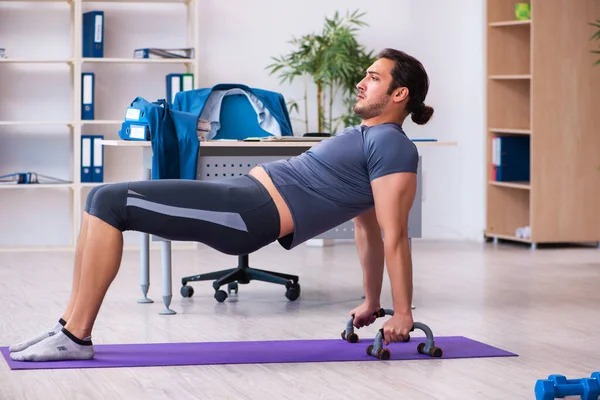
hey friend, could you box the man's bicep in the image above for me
[370,172,417,239]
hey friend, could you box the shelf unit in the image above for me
[485,0,600,248]
[0,0,200,250]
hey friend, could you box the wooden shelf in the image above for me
[0,183,74,190]
[488,79,530,130]
[0,120,74,126]
[82,57,194,64]
[489,181,530,190]
[83,0,189,3]
[489,128,531,135]
[0,0,201,249]
[486,0,600,246]
[0,59,73,64]
[81,120,123,125]
[489,75,531,80]
[489,20,531,27]
[80,183,107,188]
[487,20,530,76]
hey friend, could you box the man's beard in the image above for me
[353,95,389,119]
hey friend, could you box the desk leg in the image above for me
[137,151,153,304]
[159,240,176,315]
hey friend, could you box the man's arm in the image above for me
[353,208,384,308]
[370,171,417,315]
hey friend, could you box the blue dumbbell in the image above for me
[535,373,600,400]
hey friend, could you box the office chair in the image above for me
[180,92,300,303]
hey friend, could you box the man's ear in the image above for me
[393,87,409,103]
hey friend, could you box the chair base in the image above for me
[180,254,300,302]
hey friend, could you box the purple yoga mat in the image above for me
[1,336,517,370]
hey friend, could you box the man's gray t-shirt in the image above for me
[259,123,419,250]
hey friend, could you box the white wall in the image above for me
[196,0,487,241]
[0,0,486,247]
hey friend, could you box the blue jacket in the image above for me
[119,97,199,180]
[173,83,294,137]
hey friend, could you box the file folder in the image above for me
[81,135,93,182]
[166,73,194,104]
[83,11,104,58]
[133,47,194,59]
[181,73,194,91]
[166,73,182,105]
[92,135,104,182]
[491,135,530,182]
[118,120,150,141]
[81,72,95,120]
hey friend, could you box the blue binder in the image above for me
[492,136,530,182]
[118,120,150,141]
[118,105,151,141]
[92,135,104,182]
[166,73,181,105]
[83,11,104,58]
[81,72,95,120]
[81,135,93,182]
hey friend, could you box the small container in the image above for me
[515,3,531,20]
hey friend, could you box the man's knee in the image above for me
[84,184,110,213]
[84,183,128,231]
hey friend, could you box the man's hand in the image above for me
[382,311,414,345]
[349,301,382,328]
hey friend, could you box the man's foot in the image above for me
[10,327,94,362]
[9,318,66,353]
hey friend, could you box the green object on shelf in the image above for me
[515,3,530,20]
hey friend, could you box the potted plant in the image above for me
[266,9,376,135]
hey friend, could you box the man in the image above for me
[9,48,433,362]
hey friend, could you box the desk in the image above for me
[101,139,457,314]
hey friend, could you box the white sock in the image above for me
[9,318,66,353]
[10,328,94,362]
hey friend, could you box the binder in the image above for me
[181,73,194,91]
[118,120,150,141]
[166,73,182,105]
[81,72,95,120]
[83,11,104,58]
[119,105,150,141]
[92,135,104,182]
[81,135,93,182]
[491,135,530,182]
[166,73,194,104]
[133,47,194,59]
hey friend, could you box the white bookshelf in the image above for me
[0,0,200,250]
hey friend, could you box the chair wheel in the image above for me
[214,290,228,302]
[285,282,300,301]
[180,285,194,298]
[227,282,238,294]
[285,280,299,290]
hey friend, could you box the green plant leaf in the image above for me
[265,8,376,133]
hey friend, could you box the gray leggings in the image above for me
[84,175,281,256]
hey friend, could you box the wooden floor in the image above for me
[0,239,599,399]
